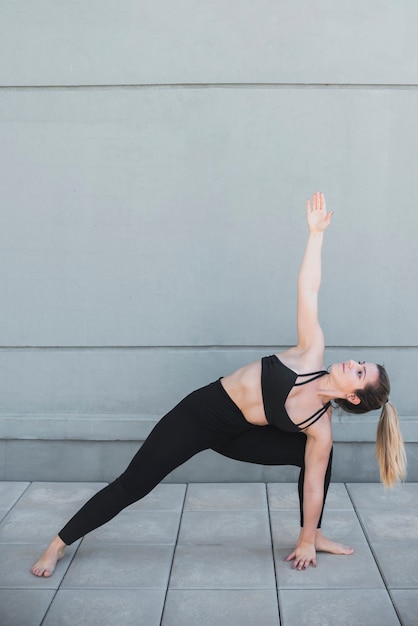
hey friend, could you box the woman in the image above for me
[31,192,406,576]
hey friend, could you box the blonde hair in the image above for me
[334,365,406,487]
[376,401,407,488]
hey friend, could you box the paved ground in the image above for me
[0,481,417,625]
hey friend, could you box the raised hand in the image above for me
[306,191,333,233]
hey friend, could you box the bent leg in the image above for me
[212,426,332,527]
[212,424,306,466]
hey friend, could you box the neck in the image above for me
[317,374,342,403]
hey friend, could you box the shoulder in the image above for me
[305,408,333,447]
[277,346,326,373]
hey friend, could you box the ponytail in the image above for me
[375,401,406,487]
[334,364,407,487]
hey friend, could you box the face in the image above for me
[330,360,379,399]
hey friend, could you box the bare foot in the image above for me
[31,536,66,577]
[315,529,354,555]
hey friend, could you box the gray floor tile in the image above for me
[16,482,108,508]
[268,508,300,546]
[61,543,174,589]
[270,509,368,547]
[184,482,267,510]
[0,481,416,625]
[82,509,181,545]
[279,589,400,626]
[0,542,78,589]
[178,510,271,545]
[268,482,352,510]
[390,589,418,626]
[275,544,384,589]
[357,508,418,542]
[0,482,29,509]
[162,589,280,626]
[169,545,275,589]
[319,510,370,545]
[127,483,186,510]
[0,589,55,626]
[267,483,300,510]
[373,542,418,588]
[0,506,78,543]
[43,589,166,626]
[347,482,418,509]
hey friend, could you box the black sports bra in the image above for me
[261,355,331,433]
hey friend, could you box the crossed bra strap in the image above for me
[293,370,331,429]
[293,370,328,386]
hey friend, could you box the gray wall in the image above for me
[1,1,417,480]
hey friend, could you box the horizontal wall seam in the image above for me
[0,345,417,351]
[1,414,416,420]
[1,414,417,443]
[1,83,418,91]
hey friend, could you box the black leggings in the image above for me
[59,380,333,545]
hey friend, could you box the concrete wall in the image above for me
[1,1,417,481]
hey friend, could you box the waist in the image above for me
[220,372,269,426]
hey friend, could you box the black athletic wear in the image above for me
[58,365,332,545]
[261,355,331,432]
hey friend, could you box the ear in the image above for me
[347,393,361,405]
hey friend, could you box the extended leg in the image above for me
[59,394,222,545]
[32,382,244,576]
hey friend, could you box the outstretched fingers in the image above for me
[285,548,317,570]
[306,191,333,232]
[309,191,325,211]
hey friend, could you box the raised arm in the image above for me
[296,192,333,352]
[283,193,334,569]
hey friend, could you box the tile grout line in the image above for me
[39,483,109,626]
[28,478,66,626]
[0,481,59,626]
[158,483,188,626]
[40,544,85,624]
[0,482,61,626]
[344,483,403,626]
[3,481,32,517]
[266,483,282,625]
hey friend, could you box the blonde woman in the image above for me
[32,192,406,577]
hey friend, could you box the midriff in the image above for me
[220,360,269,426]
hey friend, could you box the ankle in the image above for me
[51,535,67,551]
